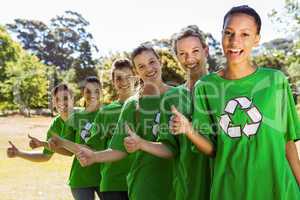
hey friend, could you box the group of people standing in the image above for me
[7,5,300,200]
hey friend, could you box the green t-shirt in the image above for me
[87,101,132,192]
[192,67,300,200]
[109,95,174,200]
[43,115,67,155]
[64,110,102,188]
[158,85,212,200]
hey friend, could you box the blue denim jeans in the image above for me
[71,187,102,200]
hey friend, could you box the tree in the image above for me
[6,11,99,81]
[268,0,300,103]
[0,26,49,115]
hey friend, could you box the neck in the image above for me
[223,60,256,80]
[60,112,69,121]
[118,92,131,103]
[142,80,168,96]
[186,68,207,90]
[85,102,100,112]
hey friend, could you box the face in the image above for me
[113,68,135,95]
[133,50,162,83]
[53,90,73,114]
[176,36,208,74]
[222,13,260,65]
[83,82,101,107]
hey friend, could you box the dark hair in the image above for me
[223,5,261,34]
[131,44,159,67]
[111,58,134,80]
[84,76,101,87]
[172,25,207,55]
[52,83,72,97]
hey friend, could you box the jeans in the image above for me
[71,187,102,200]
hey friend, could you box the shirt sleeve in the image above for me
[109,100,136,153]
[282,77,300,142]
[86,111,108,150]
[157,94,179,156]
[62,113,76,142]
[42,119,56,155]
[192,81,217,150]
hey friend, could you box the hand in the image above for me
[169,105,193,135]
[28,134,43,149]
[48,134,63,151]
[7,141,19,158]
[124,123,142,153]
[76,147,96,167]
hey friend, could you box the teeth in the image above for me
[147,72,156,77]
[187,64,197,68]
[229,49,242,53]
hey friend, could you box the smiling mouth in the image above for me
[120,85,130,89]
[146,71,157,78]
[227,48,244,57]
[186,63,198,69]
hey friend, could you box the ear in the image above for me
[254,34,261,47]
[204,45,209,58]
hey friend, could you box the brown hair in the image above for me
[111,58,134,80]
[172,25,207,55]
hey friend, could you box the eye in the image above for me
[63,96,69,101]
[178,52,185,56]
[116,76,122,81]
[138,64,144,69]
[193,49,200,53]
[224,30,232,36]
[242,33,250,37]
[149,60,156,65]
[85,89,91,95]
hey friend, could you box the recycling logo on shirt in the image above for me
[152,112,160,137]
[80,122,93,142]
[219,97,262,138]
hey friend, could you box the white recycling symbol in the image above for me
[219,97,262,138]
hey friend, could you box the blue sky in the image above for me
[1,0,285,55]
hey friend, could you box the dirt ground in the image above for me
[0,115,74,200]
[0,115,299,200]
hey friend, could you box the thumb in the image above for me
[28,134,35,140]
[8,141,17,149]
[171,105,181,117]
[125,123,136,137]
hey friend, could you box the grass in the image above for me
[0,115,73,200]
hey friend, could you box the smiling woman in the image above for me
[166,5,300,200]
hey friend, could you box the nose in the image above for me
[120,77,129,85]
[229,34,241,44]
[145,64,154,73]
[186,53,196,63]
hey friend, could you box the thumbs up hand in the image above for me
[124,123,143,153]
[170,105,192,135]
[28,134,44,149]
[7,141,20,158]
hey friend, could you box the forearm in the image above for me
[59,138,89,154]
[94,148,127,163]
[186,127,215,157]
[140,141,174,159]
[54,147,74,156]
[286,141,300,185]
[17,151,51,162]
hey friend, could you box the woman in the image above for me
[170,5,300,200]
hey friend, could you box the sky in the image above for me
[1,0,286,56]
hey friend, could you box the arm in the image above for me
[48,135,89,154]
[286,141,300,185]
[7,141,51,162]
[124,124,174,158]
[28,134,48,149]
[170,106,215,157]
[76,147,127,167]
